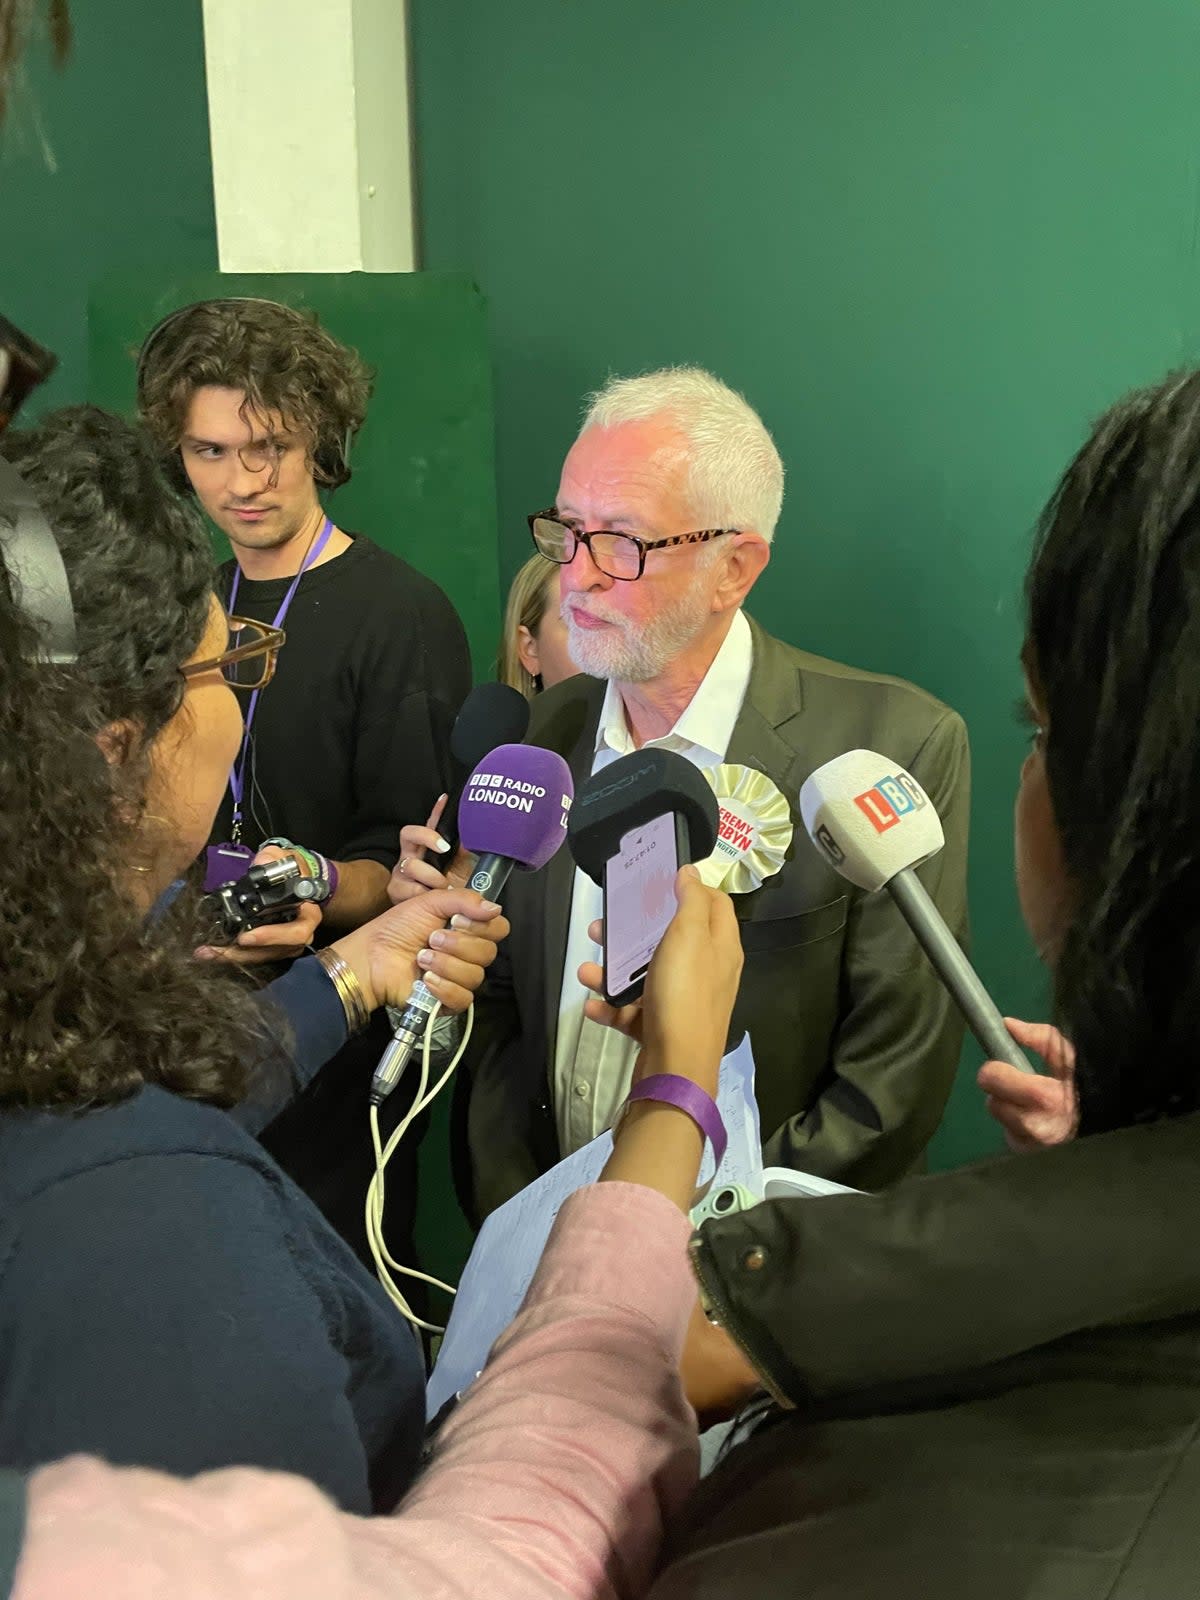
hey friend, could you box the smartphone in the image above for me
[602,810,685,1006]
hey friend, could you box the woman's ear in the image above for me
[516,623,540,680]
[96,719,137,767]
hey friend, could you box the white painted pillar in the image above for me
[200,0,416,273]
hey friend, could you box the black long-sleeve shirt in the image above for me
[213,534,471,867]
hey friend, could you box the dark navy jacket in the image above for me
[0,959,425,1514]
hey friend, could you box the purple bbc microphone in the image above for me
[370,743,574,1105]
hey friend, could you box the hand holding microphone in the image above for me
[329,886,508,1018]
[978,1018,1078,1149]
[372,740,574,1105]
[800,750,1035,1077]
[387,684,531,906]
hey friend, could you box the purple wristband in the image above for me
[620,1074,727,1173]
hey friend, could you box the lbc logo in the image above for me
[853,772,926,834]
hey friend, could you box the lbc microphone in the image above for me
[371,742,574,1105]
[800,750,1034,1076]
[435,682,531,859]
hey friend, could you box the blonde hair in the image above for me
[498,553,560,698]
[582,366,784,542]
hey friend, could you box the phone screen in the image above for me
[603,811,681,1003]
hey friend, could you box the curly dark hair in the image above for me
[136,298,372,489]
[0,405,272,1110]
[1028,369,1200,1134]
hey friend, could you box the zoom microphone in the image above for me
[371,742,574,1105]
[568,749,720,1005]
[568,748,719,886]
[800,750,1034,1075]
[436,683,531,859]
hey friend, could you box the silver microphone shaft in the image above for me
[887,867,1035,1074]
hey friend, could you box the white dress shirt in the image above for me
[553,608,754,1153]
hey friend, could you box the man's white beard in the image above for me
[564,568,713,684]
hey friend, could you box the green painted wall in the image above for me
[0,0,217,413]
[411,0,1200,1167]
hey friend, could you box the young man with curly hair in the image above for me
[138,297,471,1264]
[138,297,471,931]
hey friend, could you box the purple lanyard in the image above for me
[227,517,333,838]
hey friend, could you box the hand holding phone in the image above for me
[567,747,722,1005]
[602,811,689,1005]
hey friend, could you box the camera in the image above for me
[204,853,332,940]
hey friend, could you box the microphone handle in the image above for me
[886,867,1035,1075]
[464,851,515,901]
[370,853,517,1106]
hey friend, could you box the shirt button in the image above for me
[742,1246,768,1272]
[575,1081,591,1099]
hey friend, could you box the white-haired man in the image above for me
[403,368,970,1218]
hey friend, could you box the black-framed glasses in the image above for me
[181,615,286,692]
[528,511,741,582]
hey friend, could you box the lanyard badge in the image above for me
[204,840,255,892]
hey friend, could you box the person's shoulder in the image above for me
[747,618,967,758]
[347,537,456,605]
[0,1086,277,1215]
[526,672,606,756]
[756,620,958,716]
[341,537,468,651]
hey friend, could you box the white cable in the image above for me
[366,998,475,1335]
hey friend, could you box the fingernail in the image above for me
[429,930,447,949]
[417,948,435,968]
[195,947,214,960]
[481,900,501,916]
[433,837,451,855]
[449,914,471,931]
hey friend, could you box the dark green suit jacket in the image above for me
[460,616,970,1219]
[665,1115,1200,1600]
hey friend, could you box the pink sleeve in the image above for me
[14,1183,699,1600]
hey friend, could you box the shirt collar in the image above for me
[596,609,753,761]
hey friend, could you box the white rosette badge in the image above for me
[697,764,793,895]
